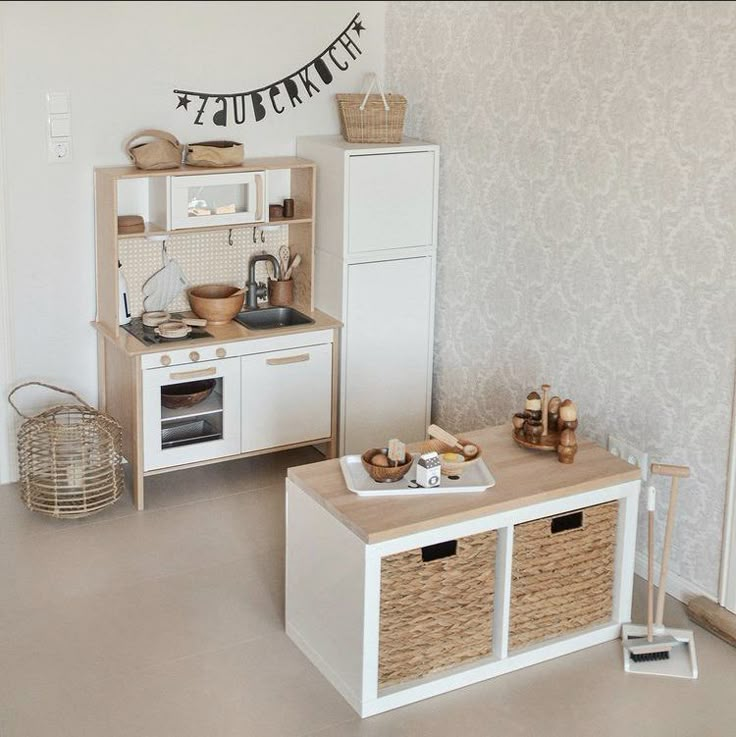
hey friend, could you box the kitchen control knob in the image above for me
[160,355,171,366]
[216,347,226,358]
[189,351,200,362]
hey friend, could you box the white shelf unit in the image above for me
[297,136,439,455]
[285,476,640,718]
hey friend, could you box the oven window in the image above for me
[187,183,249,218]
[159,377,224,449]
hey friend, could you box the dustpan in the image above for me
[622,463,698,678]
[142,238,188,312]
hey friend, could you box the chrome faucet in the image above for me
[244,253,281,310]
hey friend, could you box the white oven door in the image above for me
[142,357,241,471]
[168,171,266,229]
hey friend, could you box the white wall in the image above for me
[0,1,385,478]
[387,0,736,599]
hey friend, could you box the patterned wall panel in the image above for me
[387,0,736,596]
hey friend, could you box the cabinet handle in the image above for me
[255,173,264,221]
[169,367,217,380]
[550,510,583,534]
[266,353,310,366]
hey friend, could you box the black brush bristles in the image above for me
[630,650,670,662]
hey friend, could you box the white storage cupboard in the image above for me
[297,136,439,454]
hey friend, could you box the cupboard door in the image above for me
[241,343,333,453]
[347,152,436,254]
[344,257,433,454]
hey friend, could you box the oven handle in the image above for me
[169,367,218,380]
[255,173,264,221]
[266,353,310,366]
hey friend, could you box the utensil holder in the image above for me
[268,278,294,307]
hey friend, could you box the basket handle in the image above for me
[7,381,93,419]
[360,73,389,112]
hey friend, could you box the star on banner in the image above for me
[176,94,190,110]
[352,18,365,36]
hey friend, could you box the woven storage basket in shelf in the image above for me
[378,530,496,688]
[509,501,618,650]
[8,382,124,519]
[336,74,406,144]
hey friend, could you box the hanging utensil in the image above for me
[142,238,188,312]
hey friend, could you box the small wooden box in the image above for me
[509,501,618,650]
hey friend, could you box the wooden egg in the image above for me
[371,453,389,467]
[525,391,542,412]
[559,400,577,421]
[548,396,561,413]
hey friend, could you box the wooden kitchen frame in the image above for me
[285,425,641,717]
[93,159,341,510]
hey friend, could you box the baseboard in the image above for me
[635,551,715,604]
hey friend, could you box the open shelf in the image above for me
[117,218,312,240]
[161,392,223,422]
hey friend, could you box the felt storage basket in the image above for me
[8,382,124,519]
[509,501,618,650]
[336,74,406,144]
[378,529,496,687]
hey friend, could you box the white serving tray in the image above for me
[340,454,496,497]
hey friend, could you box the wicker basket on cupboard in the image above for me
[378,530,496,687]
[509,501,618,650]
[336,74,406,144]
[8,382,124,519]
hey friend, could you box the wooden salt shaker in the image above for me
[525,392,542,421]
[525,419,543,444]
[558,427,577,464]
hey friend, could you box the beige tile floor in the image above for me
[2,448,736,737]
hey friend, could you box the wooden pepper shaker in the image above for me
[558,399,578,431]
[525,419,543,444]
[525,392,542,421]
[558,427,578,464]
[547,396,561,434]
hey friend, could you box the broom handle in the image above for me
[655,475,681,627]
[646,486,655,642]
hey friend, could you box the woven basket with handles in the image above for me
[336,73,407,144]
[8,382,124,518]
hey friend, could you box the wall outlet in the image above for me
[608,435,649,480]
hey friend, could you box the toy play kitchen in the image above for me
[93,156,340,510]
[285,424,641,717]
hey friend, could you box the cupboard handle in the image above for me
[169,367,217,380]
[255,173,264,222]
[266,353,310,366]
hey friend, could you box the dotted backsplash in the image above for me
[119,226,289,316]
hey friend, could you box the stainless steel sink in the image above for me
[234,307,315,330]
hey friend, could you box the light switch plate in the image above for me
[608,434,649,480]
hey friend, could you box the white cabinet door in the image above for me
[343,257,433,454]
[347,152,436,254]
[241,342,333,453]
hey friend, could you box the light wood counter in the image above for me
[287,423,640,544]
[93,308,341,357]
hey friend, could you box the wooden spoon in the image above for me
[284,254,302,281]
[427,424,478,457]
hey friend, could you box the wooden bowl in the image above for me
[188,285,244,325]
[161,379,216,409]
[418,438,482,478]
[361,448,414,483]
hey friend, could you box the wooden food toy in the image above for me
[557,428,577,464]
[558,399,578,431]
[416,452,441,488]
[427,424,479,458]
[387,438,407,468]
[525,419,543,444]
[547,396,561,432]
[361,447,413,483]
[525,392,542,421]
[512,412,529,431]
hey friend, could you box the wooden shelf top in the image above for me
[96,157,315,181]
[287,424,641,544]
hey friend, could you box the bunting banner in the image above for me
[173,12,365,126]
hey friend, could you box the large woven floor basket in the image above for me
[8,382,124,519]
[509,501,618,650]
[378,530,496,687]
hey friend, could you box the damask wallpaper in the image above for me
[386,0,736,597]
